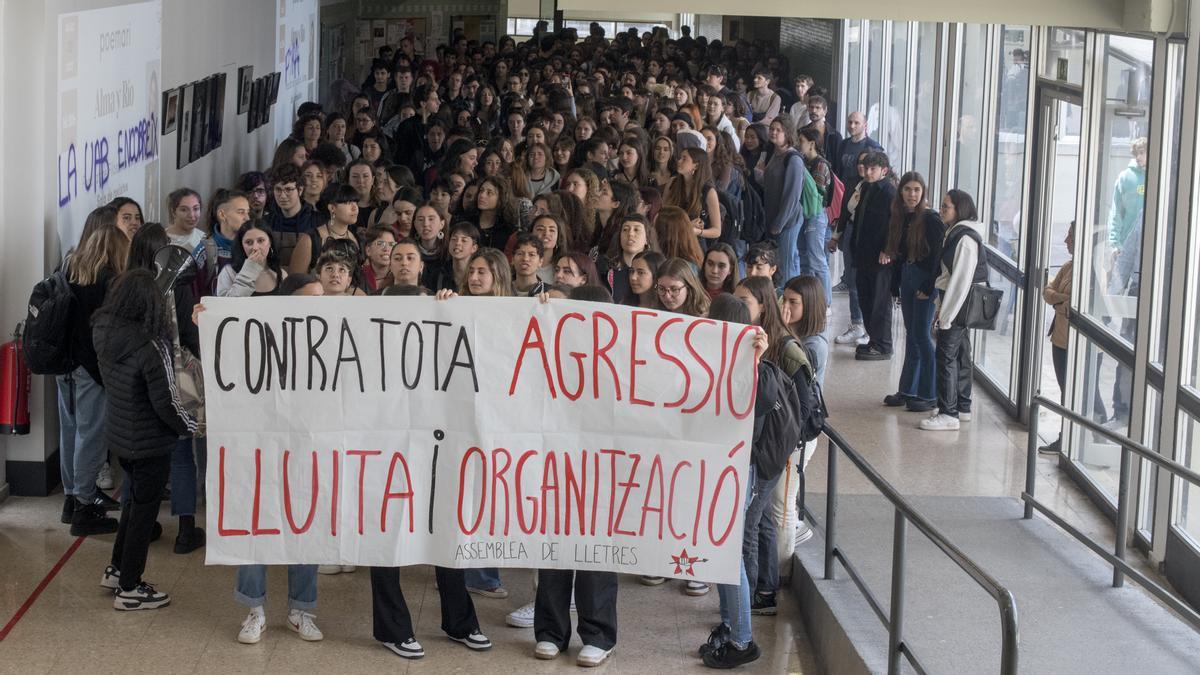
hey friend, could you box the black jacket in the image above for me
[68,269,114,384]
[849,179,897,268]
[93,314,197,460]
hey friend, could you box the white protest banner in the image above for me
[56,1,162,252]
[200,297,757,584]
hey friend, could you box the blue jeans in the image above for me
[798,211,832,307]
[774,218,803,283]
[747,469,782,596]
[465,567,501,590]
[235,564,318,610]
[898,265,938,401]
[840,228,864,324]
[56,368,107,502]
[718,467,757,646]
[171,437,201,516]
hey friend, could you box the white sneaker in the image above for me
[506,602,535,628]
[835,323,866,344]
[958,411,972,422]
[794,521,814,547]
[317,565,342,574]
[287,609,324,641]
[684,580,710,596]
[919,413,961,431]
[113,582,169,611]
[450,630,492,650]
[382,638,424,659]
[535,641,561,659]
[97,462,114,490]
[577,644,613,667]
[639,575,667,586]
[340,565,357,573]
[100,565,120,591]
[238,610,267,644]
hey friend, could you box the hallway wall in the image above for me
[0,0,317,496]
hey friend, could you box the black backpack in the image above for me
[739,178,767,244]
[715,183,743,246]
[24,269,77,375]
[752,359,806,483]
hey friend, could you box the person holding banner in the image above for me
[699,293,768,669]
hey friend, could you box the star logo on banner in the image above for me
[670,548,708,576]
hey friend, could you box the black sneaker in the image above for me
[91,491,121,511]
[883,393,908,407]
[150,521,163,543]
[702,641,761,669]
[750,593,777,616]
[174,527,205,554]
[61,496,76,524]
[382,638,425,659]
[70,503,118,536]
[906,398,937,413]
[855,346,891,361]
[698,622,731,657]
[449,630,492,651]
[113,582,170,611]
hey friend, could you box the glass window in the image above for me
[880,23,909,158]
[865,21,885,144]
[1069,337,1132,501]
[1175,412,1200,545]
[1151,43,1185,367]
[989,26,1031,261]
[1041,28,1085,85]
[1136,386,1163,534]
[1085,35,1152,347]
[844,21,863,118]
[911,23,939,181]
[954,23,988,201]
[975,271,1020,395]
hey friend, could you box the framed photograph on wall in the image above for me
[176,82,193,169]
[161,87,179,135]
[248,77,262,132]
[269,71,281,104]
[237,65,253,115]
[189,76,207,162]
[209,72,227,152]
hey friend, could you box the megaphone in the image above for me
[153,244,195,296]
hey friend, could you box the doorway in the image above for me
[1026,90,1083,446]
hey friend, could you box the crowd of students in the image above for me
[52,20,989,670]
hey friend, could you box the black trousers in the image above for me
[369,566,480,642]
[110,453,170,591]
[935,325,973,416]
[535,569,618,651]
[855,263,895,353]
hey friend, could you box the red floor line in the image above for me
[0,534,87,642]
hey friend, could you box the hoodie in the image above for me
[1107,159,1146,250]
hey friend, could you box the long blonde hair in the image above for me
[69,208,129,285]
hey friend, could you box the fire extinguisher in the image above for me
[1,323,31,435]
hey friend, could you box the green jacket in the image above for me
[1108,160,1145,249]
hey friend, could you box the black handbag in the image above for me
[961,282,1004,330]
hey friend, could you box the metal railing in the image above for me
[818,425,1020,674]
[1024,393,1200,632]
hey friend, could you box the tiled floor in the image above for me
[0,294,1148,674]
[0,495,816,673]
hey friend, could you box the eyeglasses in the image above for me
[274,185,298,194]
[656,284,686,296]
[251,187,268,196]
